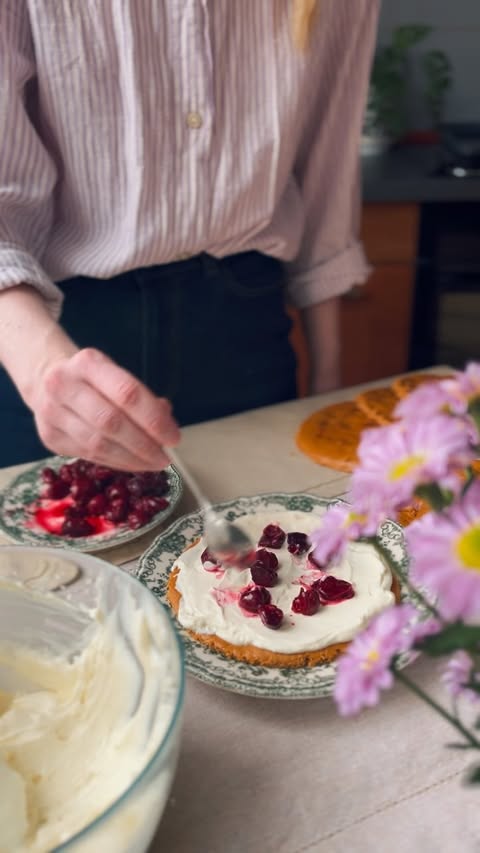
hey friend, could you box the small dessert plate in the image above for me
[0,457,183,553]
[137,492,422,700]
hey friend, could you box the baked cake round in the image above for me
[167,509,400,668]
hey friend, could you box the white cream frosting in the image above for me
[0,551,80,592]
[175,510,394,654]
[0,579,180,853]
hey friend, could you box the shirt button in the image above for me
[186,110,203,129]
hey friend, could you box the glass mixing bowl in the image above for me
[0,545,184,853]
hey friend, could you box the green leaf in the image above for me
[465,765,480,785]
[392,24,432,53]
[474,715,480,730]
[422,49,452,84]
[446,742,474,750]
[414,483,453,512]
[468,397,480,436]
[415,623,480,656]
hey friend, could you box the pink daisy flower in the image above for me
[449,362,480,413]
[395,381,456,422]
[334,604,420,716]
[309,503,383,568]
[396,364,480,424]
[406,479,480,620]
[351,415,473,516]
[442,651,480,704]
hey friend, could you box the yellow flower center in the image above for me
[456,523,480,572]
[389,454,425,482]
[344,511,367,528]
[361,647,380,670]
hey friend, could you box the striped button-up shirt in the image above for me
[0,1,379,318]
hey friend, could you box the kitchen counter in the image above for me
[1,371,478,853]
[362,144,480,203]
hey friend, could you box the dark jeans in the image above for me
[0,252,297,465]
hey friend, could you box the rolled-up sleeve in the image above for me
[0,4,62,316]
[287,0,380,308]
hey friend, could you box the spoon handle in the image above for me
[165,448,213,514]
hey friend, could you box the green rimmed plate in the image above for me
[0,457,183,553]
[137,491,419,700]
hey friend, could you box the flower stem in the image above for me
[371,539,443,622]
[395,668,480,749]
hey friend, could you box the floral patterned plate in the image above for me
[0,457,183,553]
[137,492,417,700]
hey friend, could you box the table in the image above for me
[1,376,479,853]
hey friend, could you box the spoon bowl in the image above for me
[166,449,254,568]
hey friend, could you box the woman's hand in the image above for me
[0,285,179,471]
[31,348,179,471]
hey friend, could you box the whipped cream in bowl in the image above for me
[0,546,184,853]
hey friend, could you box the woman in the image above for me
[0,0,379,469]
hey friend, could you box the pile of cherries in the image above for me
[40,459,169,537]
[235,523,354,630]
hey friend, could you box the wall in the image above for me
[377,0,480,124]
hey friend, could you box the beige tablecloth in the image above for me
[1,372,478,852]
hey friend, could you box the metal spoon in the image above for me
[166,448,254,568]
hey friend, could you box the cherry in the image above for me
[287,532,310,556]
[71,459,90,476]
[259,604,283,629]
[258,524,286,549]
[239,586,271,614]
[58,463,75,484]
[139,495,169,515]
[91,465,115,485]
[105,498,128,523]
[250,549,278,570]
[150,471,169,495]
[106,482,128,502]
[70,475,96,503]
[291,588,320,616]
[87,494,108,516]
[43,480,70,500]
[129,496,144,512]
[127,497,155,520]
[39,458,171,538]
[250,564,278,587]
[127,495,169,519]
[126,476,148,497]
[81,462,96,479]
[313,576,354,603]
[127,509,150,529]
[64,504,87,520]
[61,517,94,537]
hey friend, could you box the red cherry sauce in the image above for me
[211,587,242,608]
[31,498,115,536]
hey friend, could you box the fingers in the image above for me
[53,380,172,470]
[35,348,180,471]
[35,414,157,472]
[71,349,180,446]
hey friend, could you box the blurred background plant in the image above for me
[364,23,453,147]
